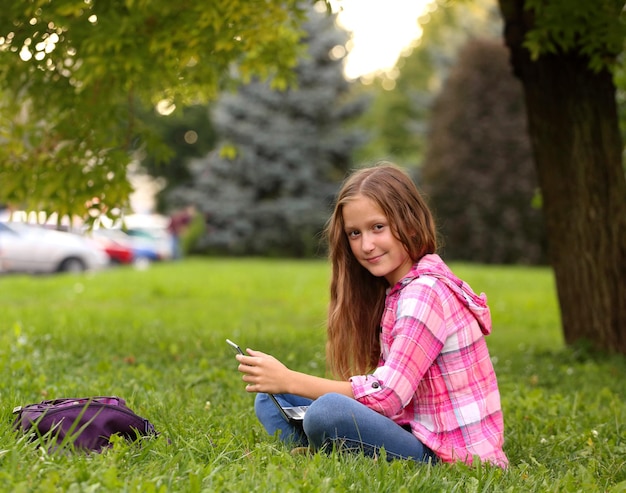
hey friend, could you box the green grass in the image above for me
[1,258,624,492]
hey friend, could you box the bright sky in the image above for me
[330,0,434,79]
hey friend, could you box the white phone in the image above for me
[226,338,244,355]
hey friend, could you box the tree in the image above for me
[0,0,318,224]
[422,38,546,264]
[169,5,367,256]
[496,0,626,353]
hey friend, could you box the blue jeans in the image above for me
[254,392,438,463]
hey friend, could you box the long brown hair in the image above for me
[325,163,438,379]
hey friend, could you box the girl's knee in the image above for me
[303,393,355,438]
[254,392,274,419]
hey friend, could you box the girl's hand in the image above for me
[236,349,292,394]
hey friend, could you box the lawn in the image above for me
[1,258,624,492]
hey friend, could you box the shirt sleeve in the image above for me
[350,281,448,417]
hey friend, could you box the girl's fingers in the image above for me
[235,354,256,366]
[238,362,257,375]
[246,348,265,356]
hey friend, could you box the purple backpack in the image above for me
[13,396,158,452]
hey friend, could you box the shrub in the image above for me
[422,38,547,264]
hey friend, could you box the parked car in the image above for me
[0,222,109,274]
[87,228,135,265]
[88,227,163,263]
[123,214,174,261]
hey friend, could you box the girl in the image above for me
[235,163,508,467]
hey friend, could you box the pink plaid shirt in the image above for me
[350,254,508,467]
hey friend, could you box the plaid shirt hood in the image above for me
[394,253,492,336]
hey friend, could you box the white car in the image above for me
[0,222,109,274]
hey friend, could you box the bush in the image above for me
[422,38,547,264]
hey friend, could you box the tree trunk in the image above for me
[498,0,626,354]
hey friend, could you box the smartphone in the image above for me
[226,339,244,355]
[225,338,306,426]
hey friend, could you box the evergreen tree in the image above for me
[170,5,367,257]
[421,38,546,264]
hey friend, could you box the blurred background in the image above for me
[1,0,615,271]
